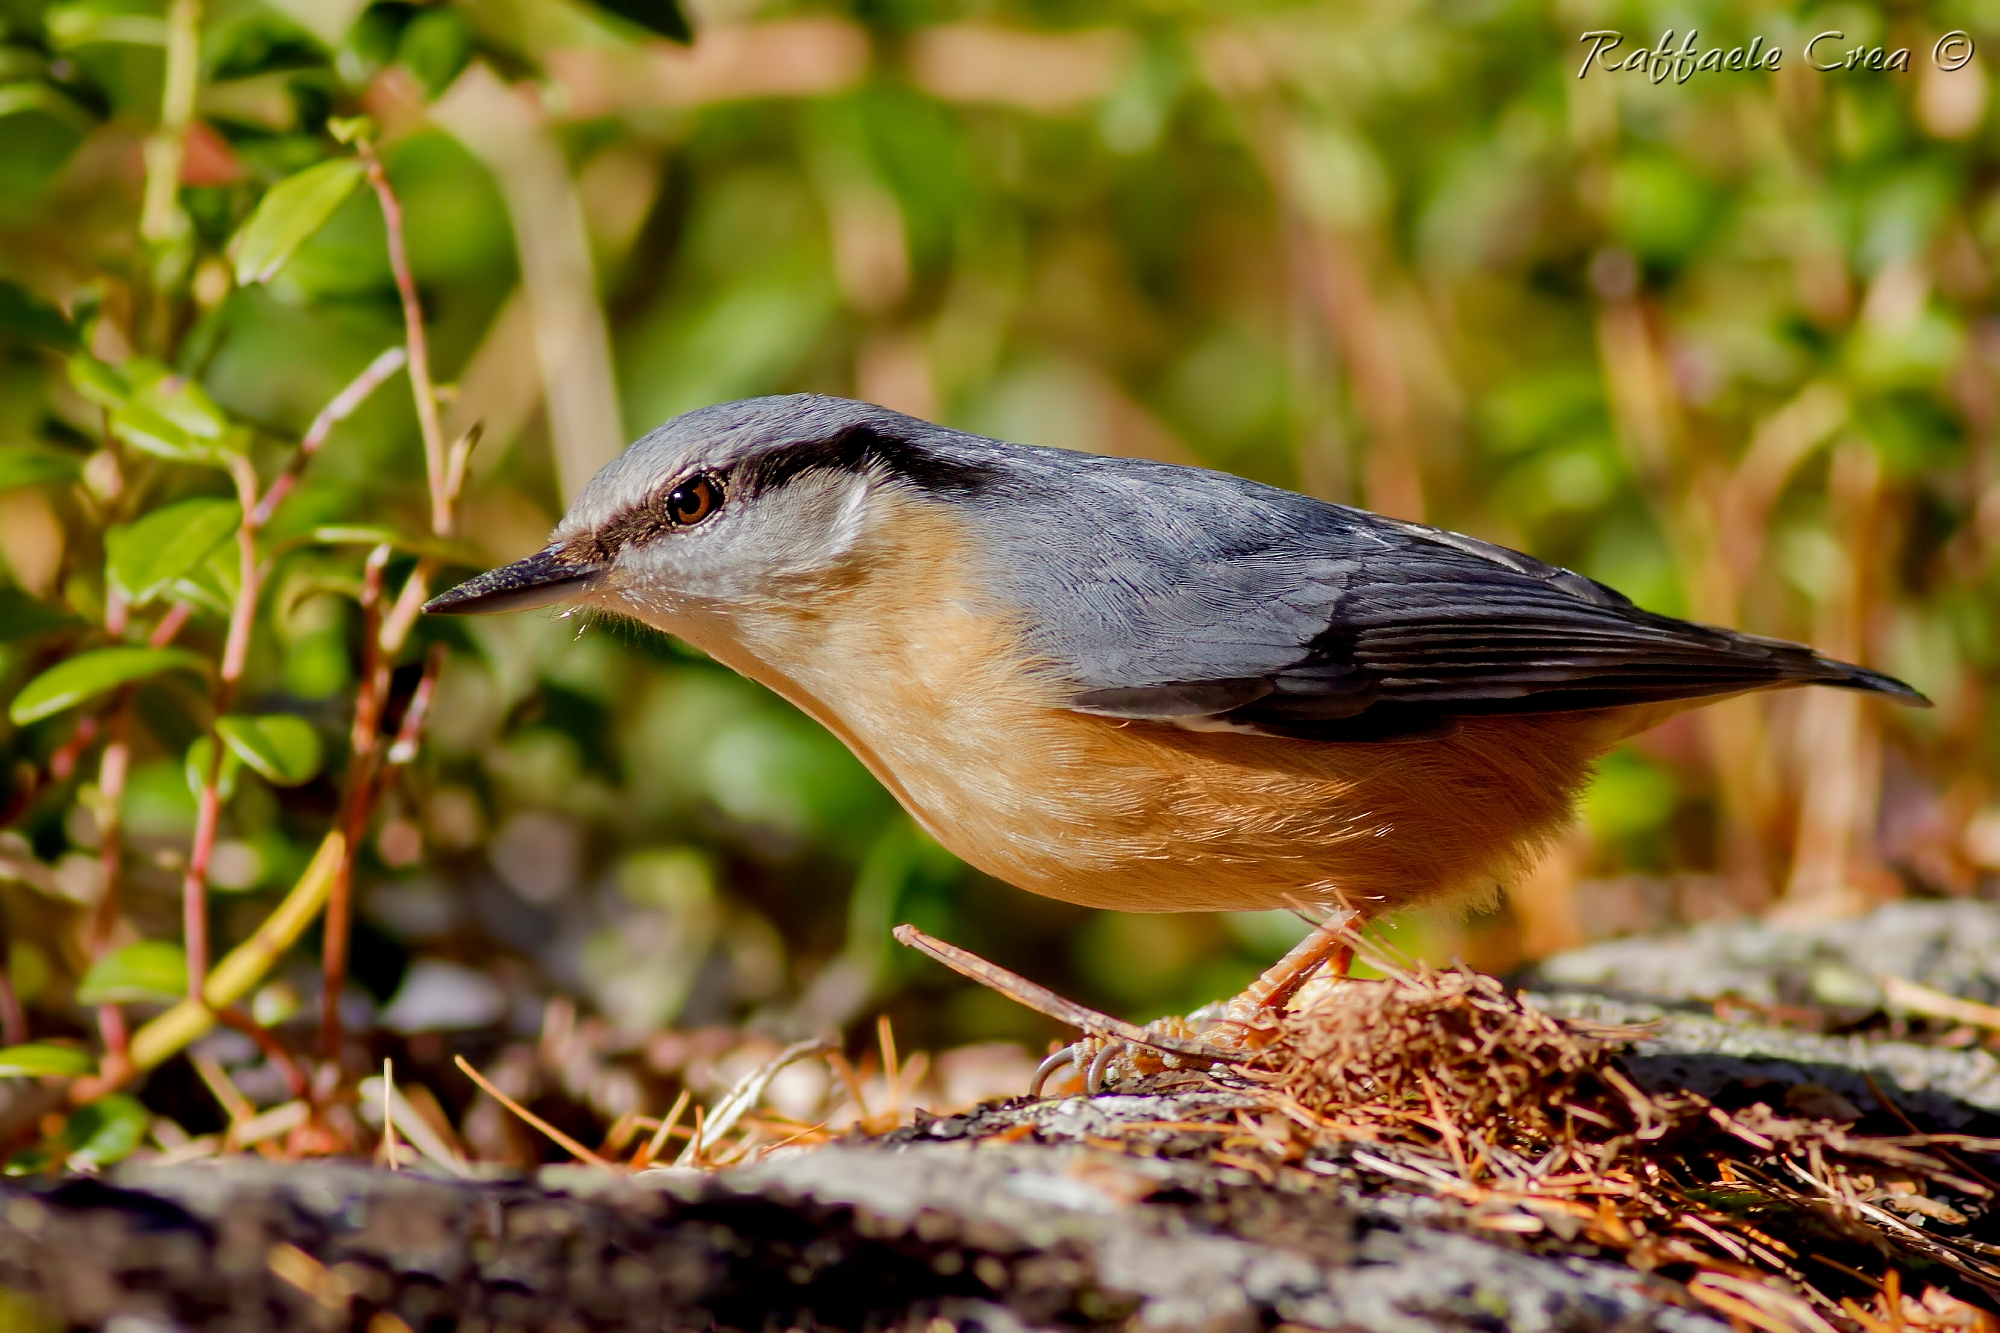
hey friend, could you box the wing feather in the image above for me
[1042,492,1925,741]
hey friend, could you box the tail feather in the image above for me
[1809,654,1930,705]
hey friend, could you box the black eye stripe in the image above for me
[557,472,726,564]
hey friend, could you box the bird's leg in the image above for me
[1004,909,1364,1099]
[892,916,1363,1100]
[1228,907,1361,1016]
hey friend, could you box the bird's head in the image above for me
[423,395,999,636]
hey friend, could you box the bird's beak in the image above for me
[424,548,600,616]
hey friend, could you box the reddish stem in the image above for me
[312,140,459,1106]
[387,644,446,765]
[95,1003,128,1068]
[182,459,267,1003]
[358,141,449,538]
[49,717,101,783]
[0,972,24,1048]
[320,545,390,1066]
[181,778,221,998]
[94,745,133,1058]
[147,602,192,649]
[215,1005,307,1101]
[252,345,408,530]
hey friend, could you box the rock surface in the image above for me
[2,901,1998,1331]
[0,1141,1721,1333]
[1531,899,2000,1011]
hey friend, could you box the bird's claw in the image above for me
[1030,1012,1254,1098]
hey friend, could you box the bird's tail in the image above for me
[1806,654,1930,706]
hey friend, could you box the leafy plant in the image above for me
[0,0,1996,1173]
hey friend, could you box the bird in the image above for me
[425,394,1926,1063]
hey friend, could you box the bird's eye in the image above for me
[666,473,724,526]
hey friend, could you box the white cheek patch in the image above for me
[756,470,871,578]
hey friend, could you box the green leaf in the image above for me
[396,7,473,95]
[45,3,168,49]
[216,713,322,785]
[108,369,235,464]
[585,0,690,43]
[0,81,93,133]
[304,524,471,562]
[327,115,374,145]
[109,400,200,462]
[0,280,75,349]
[169,536,240,615]
[0,1043,94,1078]
[0,588,79,643]
[66,352,128,410]
[135,372,228,442]
[75,939,185,1005]
[106,496,241,604]
[185,734,241,801]
[0,444,82,491]
[8,646,206,725]
[230,157,367,285]
[61,1094,149,1167]
[2,1148,51,1176]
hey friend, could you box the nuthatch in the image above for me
[427,395,1924,968]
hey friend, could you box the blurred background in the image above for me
[2,0,2000,1158]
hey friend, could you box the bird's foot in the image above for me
[1028,1012,1230,1097]
[891,912,1359,1100]
[1023,908,1363,1098]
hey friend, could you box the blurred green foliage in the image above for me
[0,0,1997,1160]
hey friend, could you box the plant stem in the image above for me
[357,139,450,538]
[252,346,408,529]
[138,0,200,351]
[180,456,267,1001]
[180,777,219,998]
[317,144,459,1071]
[0,972,24,1048]
[139,0,200,246]
[89,696,133,1065]
[215,1004,307,1100]
[319,545,388,1065]
[115,831,346,1079]
[89,575,146,1059]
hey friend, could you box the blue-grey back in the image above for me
[596,396,1923,739]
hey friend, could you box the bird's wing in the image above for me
[1013,480,1924,742]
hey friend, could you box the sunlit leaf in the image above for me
[0,445,82,491]
[217,713,323,785]
[107,366,238,465]
[0,280,76,349]
[184,734,241,801]
[0,1043,93,1079]
[109,400,204,463]
[75,939,186,1005]
[61,1094,149,1167]
[396,7,473,95]
[230,156,367,285]
[45,2,168,49]
[304,524,471,561]
[169,536,241,615]
[0,82,93,133]
[1,1148,51,1176]
[327,115,374,145]
[134,372,229,442]
[8,646,205,725]
[66,353,128,410]
[106,497,241,605]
